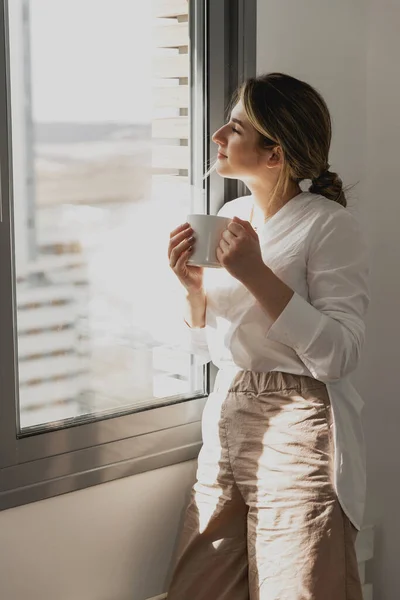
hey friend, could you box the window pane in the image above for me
[9,0,206,431]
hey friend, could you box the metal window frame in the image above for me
[0,0,256,511]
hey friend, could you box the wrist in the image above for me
[185,287,206,300]
[184,288,207,329]
[240,259,270,289]
[243,261,294,322]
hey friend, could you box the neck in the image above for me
[245,178,302,221]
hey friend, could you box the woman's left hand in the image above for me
[216,216,265,283]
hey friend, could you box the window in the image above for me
[0,0,256,510]
[13,0,205,430]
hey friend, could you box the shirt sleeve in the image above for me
[266,207,369,382]
[178,201,237,365]
[181,318,211,364]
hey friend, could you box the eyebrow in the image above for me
[231,117,244,127]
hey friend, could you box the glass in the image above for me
[8,0,207,431]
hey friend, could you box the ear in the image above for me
[265,145,284,169]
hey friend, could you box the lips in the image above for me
[217,151,227,159]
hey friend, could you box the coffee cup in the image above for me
[186,214,232,268]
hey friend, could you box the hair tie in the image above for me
[312,165,330,183]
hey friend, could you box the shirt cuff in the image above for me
[182,319,211,363]
[266,292,324,354]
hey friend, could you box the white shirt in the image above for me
[184,192,369,530]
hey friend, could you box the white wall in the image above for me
[0,460,197,600]
[357,0,400,596]
[257,0,367,200]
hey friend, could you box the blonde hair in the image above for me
[236,73,347,207]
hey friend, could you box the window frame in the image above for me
[0,0,256,511]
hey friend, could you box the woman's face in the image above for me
[212,100,276,181]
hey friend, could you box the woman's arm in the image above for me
[184,288,207,328]
[243,265,294,322]
[182,288,211,363]
[241,209,370,382]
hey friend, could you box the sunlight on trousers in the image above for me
[167,370,363,600]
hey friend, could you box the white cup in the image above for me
[186,214,232,268]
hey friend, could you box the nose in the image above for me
[212,124,227,147]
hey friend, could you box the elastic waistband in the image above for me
[214,368,326,396]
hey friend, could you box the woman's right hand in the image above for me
[168,222,204,294]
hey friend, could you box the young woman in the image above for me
[167,72,368,600]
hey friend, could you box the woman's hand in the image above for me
[168,222,204,294]
[216,216,264,283]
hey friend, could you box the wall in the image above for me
[257,0,367,199]
[0,460,197,600]
[357,0,400,596]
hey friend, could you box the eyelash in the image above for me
[231,126,240,134]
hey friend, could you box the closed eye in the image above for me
[231,126,240,134]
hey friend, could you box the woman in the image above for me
[167,73,369,600]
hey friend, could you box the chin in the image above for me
[215,163,237,179]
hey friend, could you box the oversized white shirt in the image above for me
[184,191,369,530]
